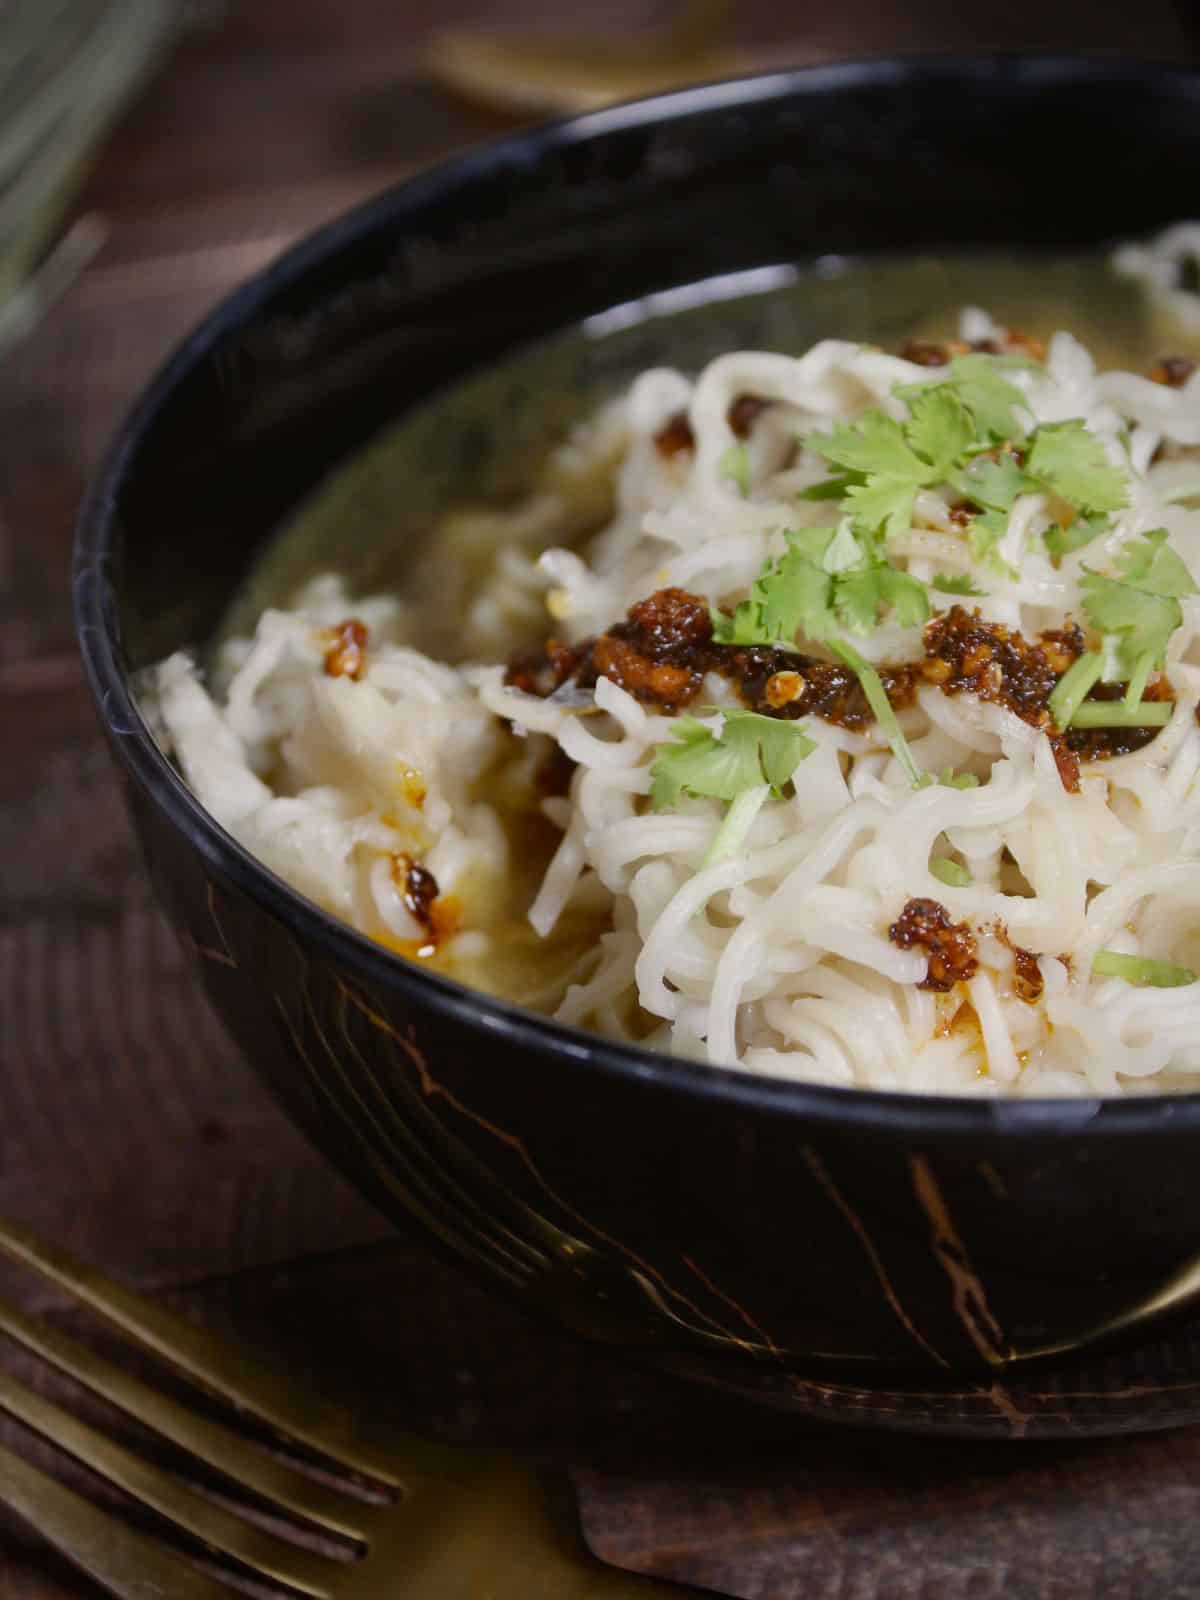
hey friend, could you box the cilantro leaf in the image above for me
[835,566,931,635]
[1079,573,1184,679]
[844,474,917,541]
[931,573,985,596]
[1043,512,1110,560]
[967,509,1010,562]
[804,411,925,478]
[649,711,815,811]
[1026,421,1128,515]
[905,386,975,478]
[954,453,1034,512]
[943,354,1029,442]
[796,473,861,501]
[713,525,929,646]
[821,519,867,574]
[758,534,837,642]
[1116,527,1197,598]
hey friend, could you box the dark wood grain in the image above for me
[4,2,1200,1597]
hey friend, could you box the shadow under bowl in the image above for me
[75,56,1200,1437]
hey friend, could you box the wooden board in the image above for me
[3,2,1200,1595]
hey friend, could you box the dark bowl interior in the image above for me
[76,57,1200,1437]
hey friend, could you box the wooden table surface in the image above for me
[5,3,1200,1596]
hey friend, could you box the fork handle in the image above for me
[0,1438,231,1600]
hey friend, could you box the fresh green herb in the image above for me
[913,767,981,791]
[936,354,1031,443]
[1026,420,1128,515]
[649,710,815,812]
[967,508,1012,564]
[803,411,926,479]
[1047,651,1104,730]
[930,857,972,888]
[954,453,1033,512]
[1043,512,1111,560]
[822,518,866,573]
[842,475,920,542]
[1115,526,1196,595]
[902,386,976,478]
[720,442,751,496]
[1092,950,1196,987]
[796,474,857,501]
[710,523,930,646]
[702,783,770,866]
[827,638,924,788]
[803,372,995,542]
[931,572,985,596]
[834,565,931,634]
[1066,700,1173,729]
[1079,529,1197,710]
[801,359,1127,586]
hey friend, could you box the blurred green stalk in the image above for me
[0,0,178,353]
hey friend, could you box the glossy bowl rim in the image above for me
[74,51,1200,1140]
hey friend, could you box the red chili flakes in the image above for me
[1003,329,1048,364]
[899,329,1045,367]
[1048,733,1081,795]
[625,587,713,653]
[389,854,459,957]
[653,411,695,458]
[504,638,588,697]
[590,635,698,706]
[653,392,771,460]
[1011,946,1044,1004]
[727,393,771,437]
[507,587,917,724]
[888,897,979,992]
[900,338,953,367]
[1150,355,1196,388]
[732,646,916,730]
[323,618,369,680]
[922,606,1084,728]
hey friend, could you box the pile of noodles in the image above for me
[151,289,1200,1098]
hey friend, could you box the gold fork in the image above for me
[0,1217,706,1598]
[426,0,744,117]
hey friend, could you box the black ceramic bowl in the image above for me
[77,58,1200,1438]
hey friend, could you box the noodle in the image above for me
[148,244,1200,1097]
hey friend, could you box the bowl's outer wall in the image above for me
[82,60,1200,1434]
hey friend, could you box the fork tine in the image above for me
[0,1216,402,1487]
[0,1436,233,1600]
[0,1364,336,1598]
[0,1290,373,1543]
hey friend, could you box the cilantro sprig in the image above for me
[711,521,930,647]
[649,710,815,812]
[802,355,1030,544]
[1083,529,1195,708]
[801,353,1131,576]
[1049,529,1195,730]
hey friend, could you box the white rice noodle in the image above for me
[147,292,1200,1097]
